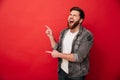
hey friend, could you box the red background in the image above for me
[0,0,120,80]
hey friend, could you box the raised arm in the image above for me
[45,25,57,49]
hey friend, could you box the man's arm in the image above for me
[73,33,94,63]
[46,50,75,62]
[45,25,57,49]
[46,32,94,63]
[45,26,75,62]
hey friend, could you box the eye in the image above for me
[73,15,77,17]
[69,14,72,16]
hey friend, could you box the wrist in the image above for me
[58,53,62,58]
[49,35,54,40]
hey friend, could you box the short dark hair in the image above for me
[70,7,85,19]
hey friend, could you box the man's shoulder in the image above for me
[81,26,94,41]
[82,26,93,36]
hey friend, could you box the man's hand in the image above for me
[45,25,53,38]
[45,25,57,49]
[46,50,61,58]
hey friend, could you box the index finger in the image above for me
[45,25,51,30]
[45,51,52,54]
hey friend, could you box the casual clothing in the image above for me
[53,26,94,78]
[61,29,79,74]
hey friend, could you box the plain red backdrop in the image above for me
[0,0,120,80]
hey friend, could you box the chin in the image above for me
[68,24,73,28]
[67,23,74,29]
[68,26,73,29]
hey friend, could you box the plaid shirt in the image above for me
[54,26,94,78]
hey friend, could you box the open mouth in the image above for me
[69,20,74,24]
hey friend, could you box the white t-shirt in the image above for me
[61,29,79,74]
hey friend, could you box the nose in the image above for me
[69,15,73,19]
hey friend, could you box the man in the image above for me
[45,7,94,80]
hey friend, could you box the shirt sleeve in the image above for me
[52,29,67,51]
[52,30,64,50]
[73,33,94,63]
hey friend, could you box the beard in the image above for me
[67,19,80,29]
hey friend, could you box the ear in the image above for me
[79,19,83,24]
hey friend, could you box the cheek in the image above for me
[74,18,79,22]
[75,16,80,20]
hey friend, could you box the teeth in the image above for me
[69,19,74,23]
[70,21,74,23]
[70,20,73,21]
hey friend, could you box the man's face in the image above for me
[68,10,82,29]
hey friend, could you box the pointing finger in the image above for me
[45,25,51,30]
[45,51,52,54]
